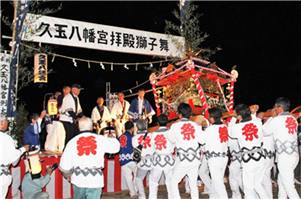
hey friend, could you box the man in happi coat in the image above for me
[262,97,300,198]
[128,88,155,135]
[118,121,138,198]
[60,83,84,147]
[132,119,154,199]
[167,103,202,199]
[91,97,112,134]
[149,114,175,199]
[0,114,29,198]
[59,117,120,199]
[228,104,268,199]
[111,92,130,137]
[199,107,228,198]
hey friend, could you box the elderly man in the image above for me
[60,83,85,147]
[0,114,29,198]
[110,92,130,137]
[59,117,120,199]
[262,97,300,198]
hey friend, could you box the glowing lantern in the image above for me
[26,150,42,179]
[47,98,58,115]
[34,53,48,84]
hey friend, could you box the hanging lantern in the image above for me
[26,150,42,179]
[149,72,156,82]
[47,98,58,116]
[231,65,239,79]
[34,53,48,84]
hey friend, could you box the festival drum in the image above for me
[26,150,42,179]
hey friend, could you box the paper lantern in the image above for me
[26,150,42,179]
[48,99,58,115]
[34,53,48,84]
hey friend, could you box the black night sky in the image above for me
[1,1,301,116]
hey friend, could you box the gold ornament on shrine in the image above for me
[34,53,48,84]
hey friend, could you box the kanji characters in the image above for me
[285,117,297,134]
[154,134,167,151]
[77,136,97,156]
[120,135,127,148]
[219,126,228,143]
[242,123,258,141]
[138,135,151,149]
[181,123,195,141]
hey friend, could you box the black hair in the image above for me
[208,107,222,122]
[125,121,134,130]
[137,119,147,131]
[28,113,39,123]
[157,114,168,126]
[178,103,192,118]
[138,88,145,92]
[235,104,251,120]
[275,97,290,112]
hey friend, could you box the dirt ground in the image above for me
[100,177,301,199]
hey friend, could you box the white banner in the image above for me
[22,14,185,58]
[0,51,12,116]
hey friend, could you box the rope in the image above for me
[20,43,175,66]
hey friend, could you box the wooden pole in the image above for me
[11,0,18,52]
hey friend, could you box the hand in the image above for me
[40,110,47,118]
[23,145,29,152]
[271,108,277,117]
[257,112,264,120]
[148,117,152,124]
[251,105,259,115]
[46,167,53,175]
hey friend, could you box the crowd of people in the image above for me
[0,81,300,199]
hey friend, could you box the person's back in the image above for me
[118,121,138,198]
[167,103,202,199]
[230,117,263,157]
[21,171,51,199]
[229,104,268,199]
[59,117,120,199]
[168,118,201,163]
[61,131,120,187]
[202,124,228,158]
[132,119,154,199]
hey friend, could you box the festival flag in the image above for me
[180,0,190,33]
[7,0,31,117]
[0,52,12,116]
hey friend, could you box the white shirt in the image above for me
[132,131,154,170]
[138,98,143,115]
[262,112,298,161]
[60,93,82,123]
[151,127,175,170]
[110,100,130,120]
[199,123,228,160]
[0,132,26,168]
[59,132,120,188]
[167,118,202,164]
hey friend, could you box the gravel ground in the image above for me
[100,177,301,199]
